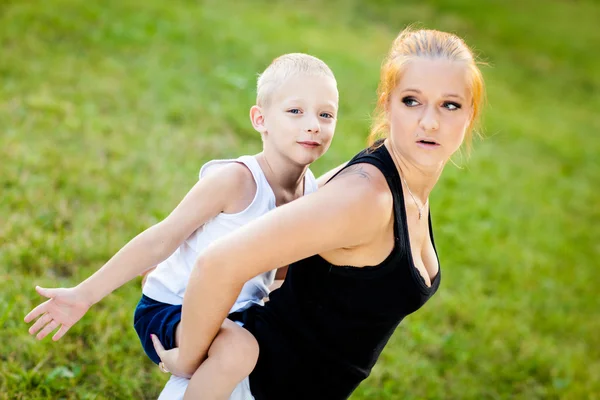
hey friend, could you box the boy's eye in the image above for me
[288,109,301,114]
[401,97,420,107]
[320,112,334,119]
[443,101,461,111]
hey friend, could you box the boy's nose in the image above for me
[305,122,320,134]
[304,114,320,134]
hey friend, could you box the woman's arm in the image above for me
[176,163,391,372]
[264,161,350,292]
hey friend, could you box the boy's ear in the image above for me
[250,105,267,134]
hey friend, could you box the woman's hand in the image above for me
[151,334,194,379]
[24,286,93,341]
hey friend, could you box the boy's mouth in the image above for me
[297,141,321,148]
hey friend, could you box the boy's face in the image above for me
[259,74,338,167]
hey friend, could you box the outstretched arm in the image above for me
[24,163,253,340]
[175,163,391,373]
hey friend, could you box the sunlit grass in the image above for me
[2,0,599,398]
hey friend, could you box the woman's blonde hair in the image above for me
[369,27,486,152]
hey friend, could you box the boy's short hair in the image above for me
[256,53,337,107]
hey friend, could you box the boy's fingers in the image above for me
[36,320,59,340]
[52,325,71,341]
[36,286,58,299]
[28,312,52,335]
[24,300,49,323]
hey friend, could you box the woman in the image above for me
[156,27,485,400]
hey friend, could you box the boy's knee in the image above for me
[211,327,259,375]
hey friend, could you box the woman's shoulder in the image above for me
[326,161,393,217]
[336,142,392,190]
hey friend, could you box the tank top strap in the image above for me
[199,155,276,211]
[235,155,270,189]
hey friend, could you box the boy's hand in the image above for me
[151,334,193,379]
[24,286,93,341]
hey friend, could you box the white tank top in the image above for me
[142,155,318,313]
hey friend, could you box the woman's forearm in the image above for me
[77,223,179,304]
[177,253,245,373]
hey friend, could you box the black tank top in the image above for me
[229,143,441,400]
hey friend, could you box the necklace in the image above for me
[401,175,428,220]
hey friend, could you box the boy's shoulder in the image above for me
[201,160,258,213]
[200,160,256,186]
[202,160,254,181]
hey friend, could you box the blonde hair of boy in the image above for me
[256,53,337,108]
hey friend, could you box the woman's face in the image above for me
[387,58,473,169]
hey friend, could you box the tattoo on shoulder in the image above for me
[336,165,371,181]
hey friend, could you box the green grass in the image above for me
[2,0,599,398]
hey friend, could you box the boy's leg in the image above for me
[134,295,181,365]
[173,319,258,400]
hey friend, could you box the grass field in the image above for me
[1,0,599,399]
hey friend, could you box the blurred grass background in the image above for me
[1,0,599,399]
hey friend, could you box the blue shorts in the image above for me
[133,294,182,365]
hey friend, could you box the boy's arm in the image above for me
[77,163,254,303]
[24,163,255,340]
[316,161,348,188]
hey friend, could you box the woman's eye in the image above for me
[288,109,301,114]
[443,102,462,111]
[401,97,420,107]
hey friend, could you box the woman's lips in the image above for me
[416,139,440,149]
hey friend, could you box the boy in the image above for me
[25,53,339,400]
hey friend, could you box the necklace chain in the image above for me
[401,175,428,220]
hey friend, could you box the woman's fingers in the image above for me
[151,334,166,358]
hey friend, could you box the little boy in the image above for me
[25,53,339,400]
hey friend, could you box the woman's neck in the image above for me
[384,140,444,202]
